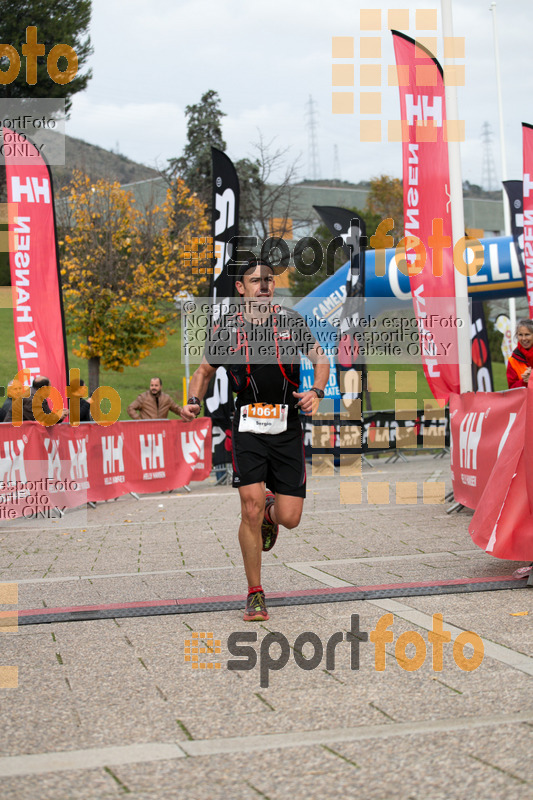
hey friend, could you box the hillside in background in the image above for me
[51,134,160,188]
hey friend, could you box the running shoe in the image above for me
[261,491,279,552]
[512,563,533,578]
[243,590,269,621]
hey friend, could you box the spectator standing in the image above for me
[127,377,181,420]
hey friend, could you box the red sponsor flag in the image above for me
[467,379,533,561]
[5,128,68,401]
[392,32,460,404]
[522,123,533,316]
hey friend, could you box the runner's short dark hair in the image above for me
[236,257,274,280]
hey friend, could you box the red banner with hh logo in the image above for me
[450,387,533,560]
[450,389,526,510]
[392,32,460,404]
[0,418,211,519]
[522,122,533,316]
[5,128,68,401]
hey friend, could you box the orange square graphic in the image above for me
[388,9,409,30]
[423,482,445,504]
[339,455,362,477]
[367,427,389,449]
[332,92,354,115]
[0,666,18,689]
[416,64,438,86]
[339,426,361,449]
[312,455,334,476]
[360,37,382,59]
[360,64,381,86]
[424,399,445,419]
[443,65,465,86]
[396,427,417,449]
[343,397,362,421]
[388,120,409,142]
[395,371,417,393]
[444,36,465,59]
[416,9,437,30]
[444,120,465,142]
[360,9,381,30]
[367,371,389,392]
[360,120,381,142]
[0,584,18,604]
[395,399,417,420]
[423,428,445,449]
[415,37,437,57]
[340,482,362,504]
[360,92,381,114]
[332,36,354,58]
[396,482,418,505]
[368,482,390,505]
[416,121,438,142]
[340,369,361,396]
[332,64,354,86]
[388,65,409,86]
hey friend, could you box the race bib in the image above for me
[239,403,288,434]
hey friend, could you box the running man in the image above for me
[180,257,330,621]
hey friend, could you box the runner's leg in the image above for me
[268,493,304,529]
[238,482,266,587]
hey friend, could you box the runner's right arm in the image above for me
[180,358,217,421]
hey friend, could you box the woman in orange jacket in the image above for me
[506,319,533,389]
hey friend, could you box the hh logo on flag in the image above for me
[459,412,484,470]
[139,433,165,471]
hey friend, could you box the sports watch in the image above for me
[310,387,325,399]
[187,396,201,416]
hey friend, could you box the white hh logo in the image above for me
[405,94,443,128]
[44,438,61,480]
[139,433,164,471]
[214,186,235,281]
[181,429,207,467]
[11,176,51,204]
[102,435,124,474]
[68,439,88,480]
[0,439,26,484]
[459,412,484,469]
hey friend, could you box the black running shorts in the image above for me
[231,418,306,497]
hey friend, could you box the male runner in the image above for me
[180,257,329,621]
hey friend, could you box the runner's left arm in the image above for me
[293,341,330,414]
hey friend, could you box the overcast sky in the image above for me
[65,0,531,188]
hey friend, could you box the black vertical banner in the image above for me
[313,205,367,398]
[470,301,493,392]
[205,148,240,469]
[503,180,524,274]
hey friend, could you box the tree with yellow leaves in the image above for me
[59,171,209,392]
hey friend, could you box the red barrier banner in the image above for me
[0,419,211,520]
[450,387,533,560]
[5,128,68,400]
[392,32,460,404]
[450,389,525,510]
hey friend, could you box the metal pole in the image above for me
[183,298,190,394]
[490,2,515,333]
[441,0,473,393]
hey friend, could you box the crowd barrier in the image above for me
[0,418,212,520]
[302,407,450,459]
[450,386,533,561]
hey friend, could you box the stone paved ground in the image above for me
[1,453,533,800]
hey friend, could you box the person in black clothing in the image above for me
[4,376,67,424]
[0,379,25,422]
[69,378,93,423]
[181,258,329,621]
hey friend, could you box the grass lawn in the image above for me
[0,287,508,418]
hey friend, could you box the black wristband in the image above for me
[187,396,201,408]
